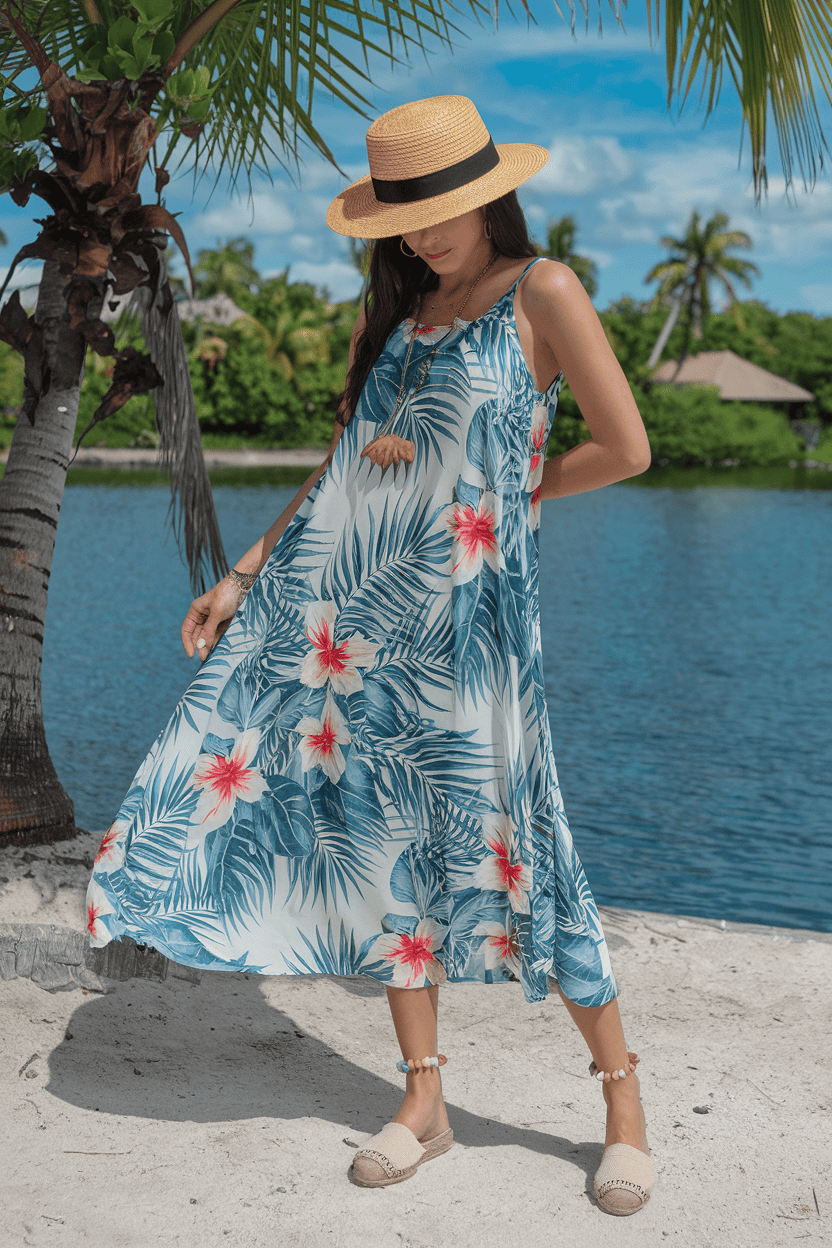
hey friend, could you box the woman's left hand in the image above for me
[360,433,416,470]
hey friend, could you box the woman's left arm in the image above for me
[521,260,652,500]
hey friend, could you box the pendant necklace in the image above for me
[361,251,499,468]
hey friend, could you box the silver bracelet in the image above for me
[228,568,258,596]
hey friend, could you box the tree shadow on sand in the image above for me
[44,969,604,1192]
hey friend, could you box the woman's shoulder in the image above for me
[522,256,581,297]
[517,257,593,320]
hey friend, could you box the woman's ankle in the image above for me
[404,1068,443,1099]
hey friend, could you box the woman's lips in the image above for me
[426,249,450,259]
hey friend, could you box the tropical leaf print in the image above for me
[284,920,360,977]
[86,257,617,1010]
[450,566,510,707]
[324,488,450,643]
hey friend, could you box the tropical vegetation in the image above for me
[2,238,831,467]
[1,0,832,847]
[645,211,761,370]
[537,215,598,297]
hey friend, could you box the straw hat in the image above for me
[326,96,548,239]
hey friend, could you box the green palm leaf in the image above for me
[6,1,829,193]
[557,1,832,195]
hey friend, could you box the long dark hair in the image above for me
[339,189,538,425]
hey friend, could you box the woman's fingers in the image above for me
[181,606,209,658]
[360,435,415,470]
[193,610,226,662]
[182,579,247,660]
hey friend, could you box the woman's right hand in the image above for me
[181,575,247,661]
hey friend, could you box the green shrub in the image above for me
[73,355,159,448]
[639,384,804,466]
[811,426,832,463]
[546,380,592,457]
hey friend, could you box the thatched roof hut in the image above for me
[652,349,814,404]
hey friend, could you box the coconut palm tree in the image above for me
[537,215,598,297]
[645,211,761,371]
[194,238,260,304]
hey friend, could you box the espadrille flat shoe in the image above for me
[593,1143,656,1215]
[588,1057,654,1215]
[351,1122,454,1188]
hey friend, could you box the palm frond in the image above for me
[134,269,229,595]
[659,0,831,194]
[557,0,832,194]
[155,0,489,186]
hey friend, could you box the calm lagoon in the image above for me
[42,467,832,933]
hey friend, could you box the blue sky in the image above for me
[2,4,831,315]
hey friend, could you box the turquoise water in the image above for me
[42,472,832,932]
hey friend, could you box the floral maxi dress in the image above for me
[86,257,618,1007]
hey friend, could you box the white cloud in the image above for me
[596,143,832,262]
[583,248,614,269]
[283,259,362,302]
[195,191,294,238]
[365,24,655,94]
[529,136,635,196]
[289,234,319,255]
[799,284,832,315]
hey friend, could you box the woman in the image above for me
[87,95,655,1213]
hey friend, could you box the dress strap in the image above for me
[507,256,544,295]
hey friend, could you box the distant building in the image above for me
[11,286,247,326]
[652,349,814,415]
[105,290,248,325]
[170,292,248,326]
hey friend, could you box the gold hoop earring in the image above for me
[483,219,492,240]
[400,237,418,258]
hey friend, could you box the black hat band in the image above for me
[371,137,500,205]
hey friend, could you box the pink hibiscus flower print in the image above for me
[473,916,523,978]
[86,879,115,947]
[528,404,548,480]
[369,918,449,988]
[94,820,127,871]
[529,484,542,529]
[189,727,268,837]
[471,812,533,914]
[295,693,351,783]
[299,600,380,695]
[444,493,501,583]
[402,318,470,348]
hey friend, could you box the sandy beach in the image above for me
[0,447,327,470]
[1,829,829,1248]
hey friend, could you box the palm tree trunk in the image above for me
[0,261,101,847]
[646,294,683,369]
[673,279,697,378]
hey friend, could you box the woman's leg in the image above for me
[385,985,450,1142]
[558,990,650,1153]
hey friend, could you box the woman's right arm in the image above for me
[181,306,367,659]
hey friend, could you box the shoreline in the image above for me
[0,446,329,470]
[3,445,832,477]
[1,827,830,1247]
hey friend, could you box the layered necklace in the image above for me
[361,250,499,465]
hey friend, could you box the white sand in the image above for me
[1,830,829,1248]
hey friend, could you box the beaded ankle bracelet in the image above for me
[590,1062,629,1080]
[396,1054,448,1073]
[589,1052,639,1082]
